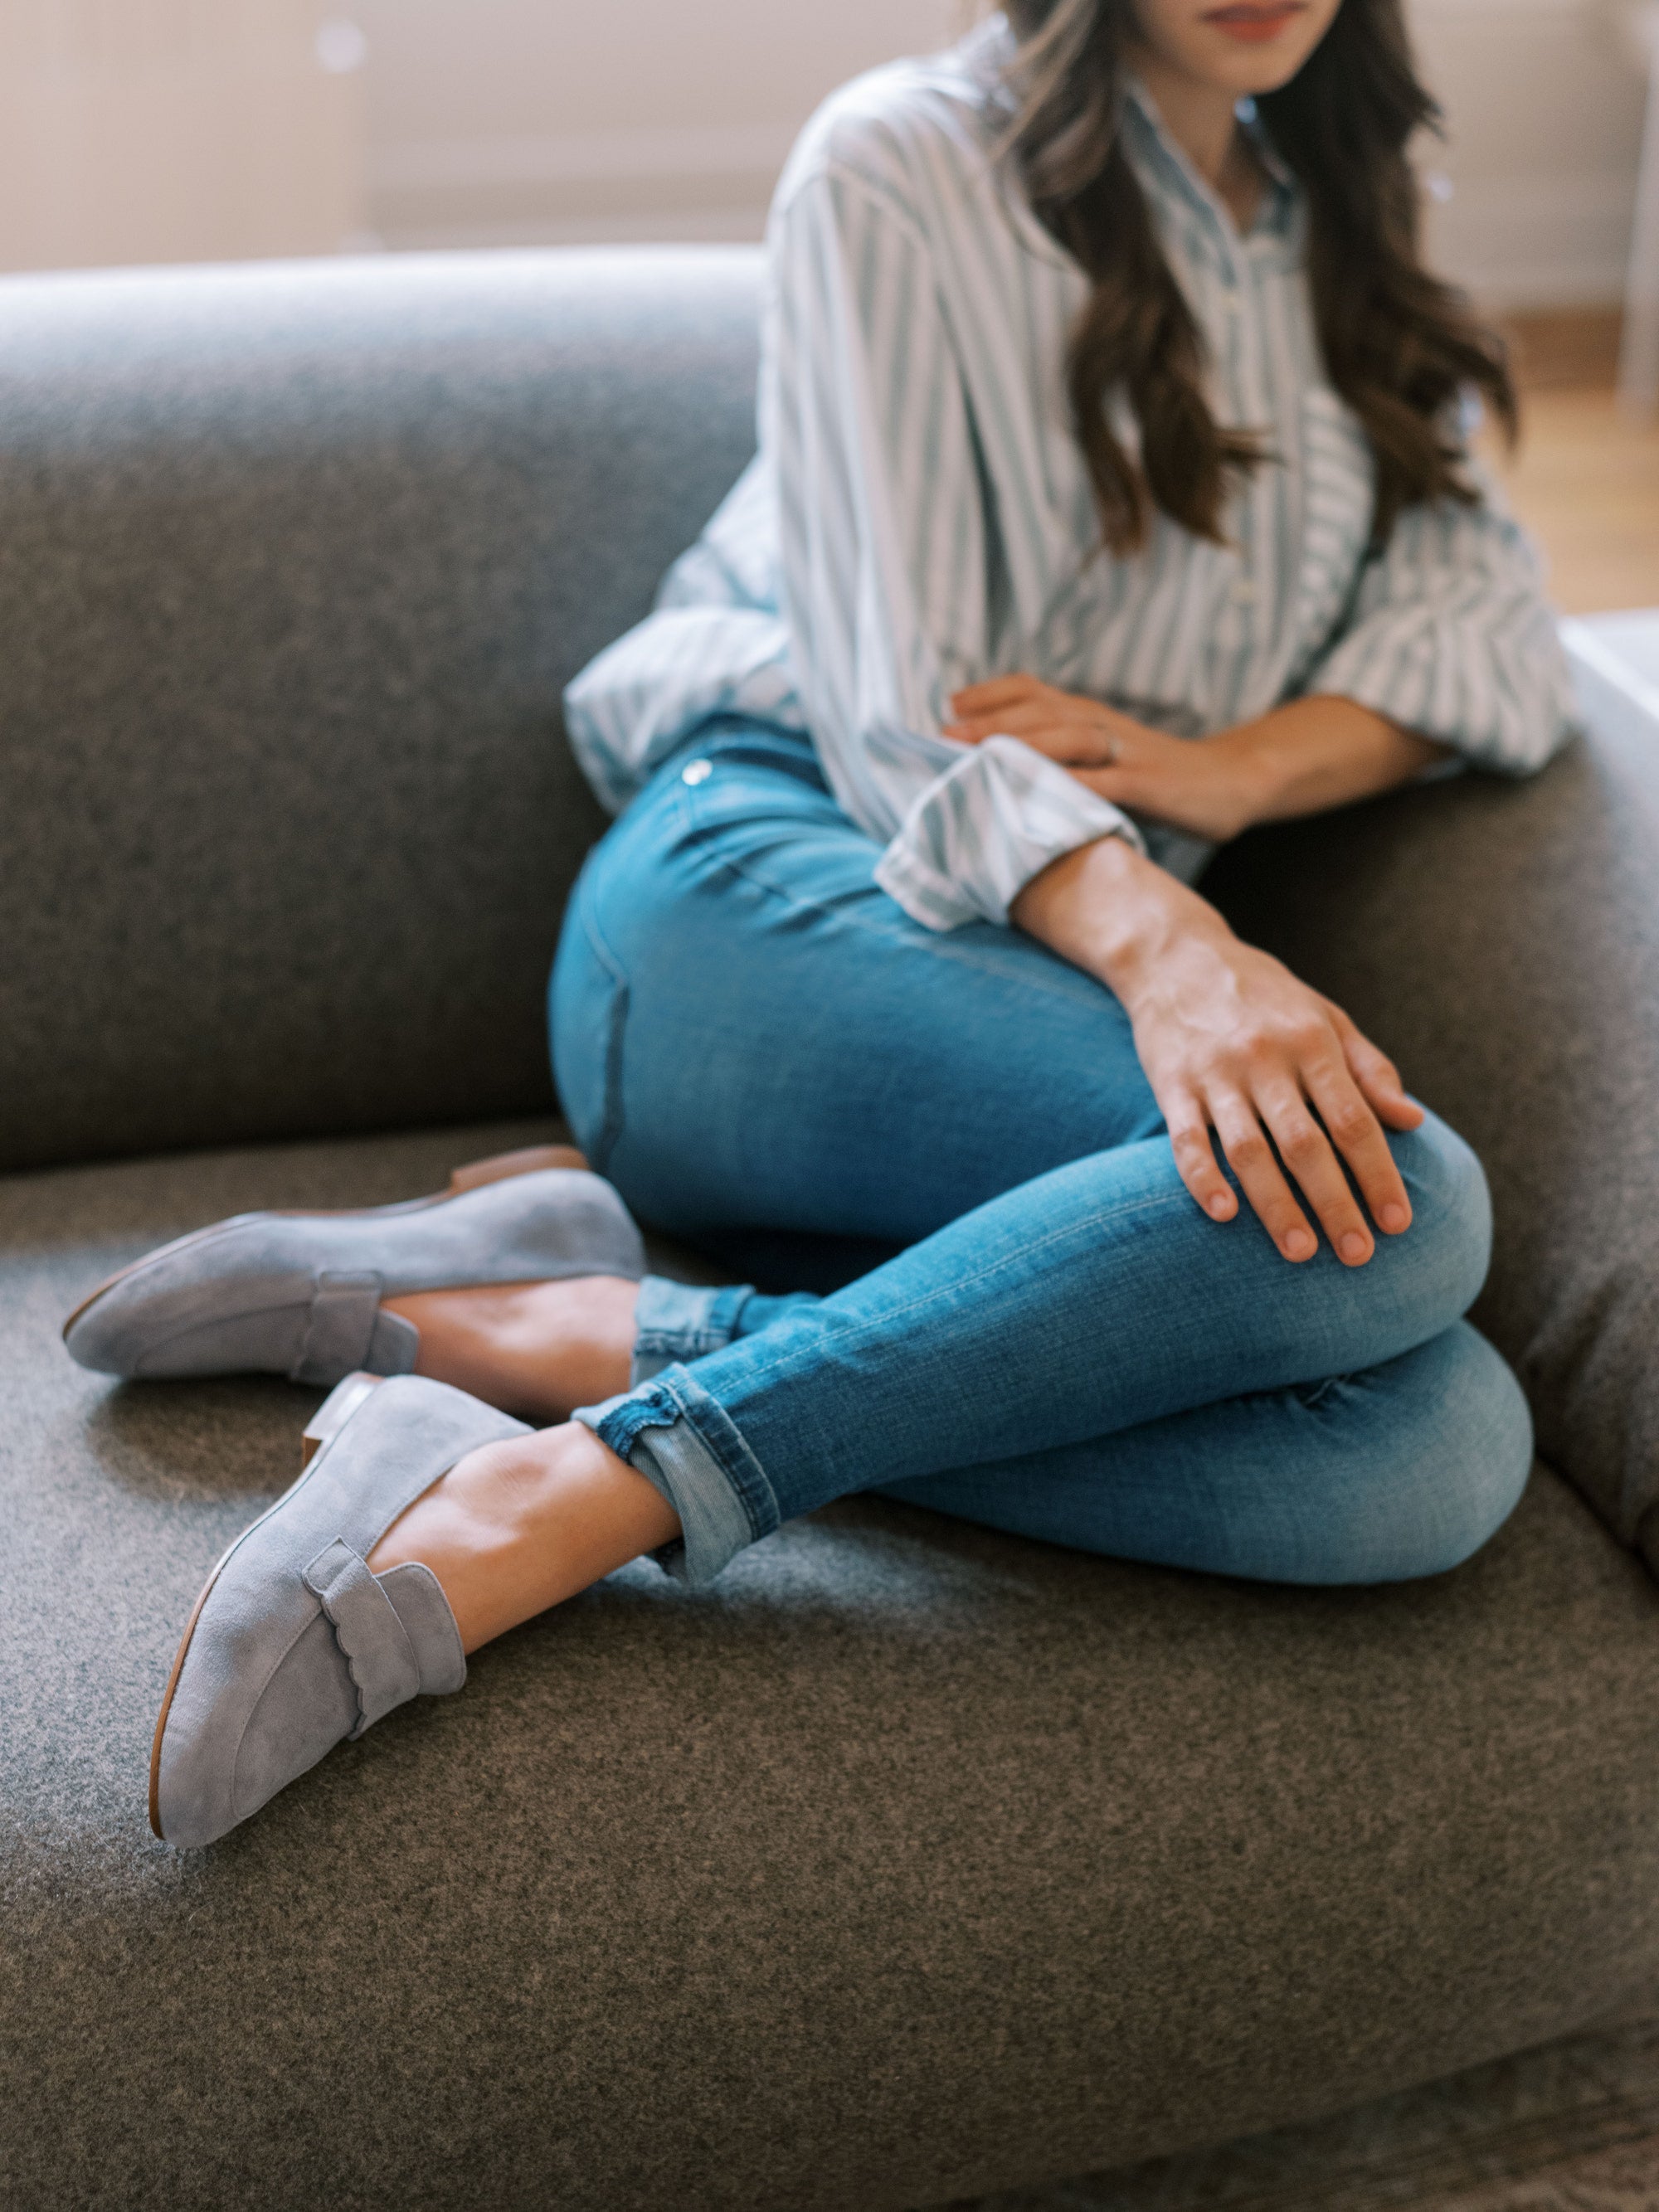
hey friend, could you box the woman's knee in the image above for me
[1380,1109,1494,1338]
[1316,1324,1531,1583]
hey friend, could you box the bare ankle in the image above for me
[384,1276,640,1422]
[368,1423,679,1653]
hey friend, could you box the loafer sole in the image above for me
[148,1368,392,1837]
[67,1142,587,1348]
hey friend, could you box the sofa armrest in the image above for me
[1205,621,1659,1566]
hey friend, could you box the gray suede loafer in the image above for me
[151,1370,530,1848]
[64,1145,645,1385]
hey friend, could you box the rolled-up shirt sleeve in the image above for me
[1302,457,1574,775]
[766,162,1139,931]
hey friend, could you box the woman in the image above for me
[70,0,1570,1848]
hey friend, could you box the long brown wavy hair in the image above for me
[995,0,1517,554]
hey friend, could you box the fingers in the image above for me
[946,703,1090,746]
[1354,1035,1433,1132]
[1154,978,1424,1265]
[1209,1091,1318,1262]
[944,702,1116,762]
[947,677,1142,766]
[1164,1092,1240,1224]
[1250,1077,1380,1265]
[1301,1057,1413,1237]
[950,674,1044,712]
[1175,1066,1410,1263]
[1329,1009,1425,1131]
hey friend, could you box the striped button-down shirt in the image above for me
[565,18,1574,931]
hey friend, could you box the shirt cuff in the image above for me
[1304,613,1574,777]
[873,735,1146,931]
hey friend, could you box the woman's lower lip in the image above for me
[1203,4,1303,39]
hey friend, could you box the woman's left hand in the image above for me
[946,674,1258,843]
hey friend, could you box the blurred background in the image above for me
[5,0,1656,610]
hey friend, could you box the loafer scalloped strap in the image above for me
[291,1271,386,1387]
[303,1537,421,1738]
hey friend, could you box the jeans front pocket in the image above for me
[549,874,630,1174]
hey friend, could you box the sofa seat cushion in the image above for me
[5,1120,1659,2212]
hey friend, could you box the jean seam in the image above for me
[698,1183,1199,1399]
[635,1325,727,1360]
[572,887,631,1175]
[709,1176,1453,1407]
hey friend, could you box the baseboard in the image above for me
[1425,171,1637,310]
[373,207,771,252]
[367,100,1637,307]
[367,120,792,249]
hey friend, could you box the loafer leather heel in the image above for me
[150,1371,528,1848]
[301,1370,385,1466]
[447,1143,587,1193]
[64,1159,645,1386]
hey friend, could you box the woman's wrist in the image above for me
[1197,722,1280,834]
[1204,698,1447,829]
[1010,834,1232,1004]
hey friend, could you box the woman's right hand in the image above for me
[1010,835,1424,1266]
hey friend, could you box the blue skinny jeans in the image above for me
[549,720,1532,1588]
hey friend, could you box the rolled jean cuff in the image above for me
[572,1363,781,1587]
[630,1276,760,1386]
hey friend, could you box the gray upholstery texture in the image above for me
[4,245,1659,2210]
[6,1123,1659,2212]
[1205,723,1659,1577]
[0,249,760,1171]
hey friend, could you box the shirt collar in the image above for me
[1121,73,1300,248]
[1236,96,1295,192]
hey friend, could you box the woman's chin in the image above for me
[1190,34,1326,96]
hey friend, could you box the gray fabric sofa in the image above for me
[2,246,1657,2212]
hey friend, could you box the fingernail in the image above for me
[1284,1228,1316,1260]
[1381,1203,1408,1232]
[1340,1232,1368,1263]
[1208,1194,1232,1219]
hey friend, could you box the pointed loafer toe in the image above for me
[151,1373,528,1849]
[65,1153,645,1386]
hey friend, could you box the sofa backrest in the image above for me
[1204,700,1659,1578]
[6,244,1658,1585]
[0,247,761,1171]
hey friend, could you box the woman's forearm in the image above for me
[1010,831,1227,999]
[1209,696,1447,829]
[1010,829,1425,1266]
[947,678,1450,843]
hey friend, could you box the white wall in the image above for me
[0,1,366,274]
[1412,0,1646,305]
[0,1,1645,304]
[353,0,963,248]
[355,0,1647,305]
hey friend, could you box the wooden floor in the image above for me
[1486,311,1659,616]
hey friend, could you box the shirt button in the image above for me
[681,758,713,785]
